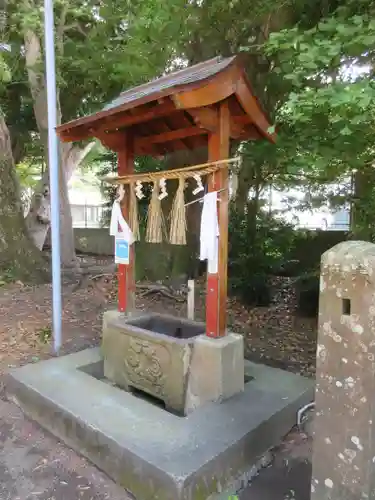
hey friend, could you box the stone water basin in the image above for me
[102,312,205,415]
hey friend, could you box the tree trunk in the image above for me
[23,26,94,267]
[246,190,261,247]
[25,141,94,267]
[0,113,48,282]
[351,166,375,241]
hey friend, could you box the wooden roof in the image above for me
[56,56,276,155]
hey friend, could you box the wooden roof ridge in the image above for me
[56,55,276,148]
[57,56,237,134]
[102,56,235,111]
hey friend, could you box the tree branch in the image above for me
[61,141,95,181]
[62,22,78,33]
[56,1,70,56]
[24,29,48,136]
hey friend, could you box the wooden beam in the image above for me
[95,130,126,152]
[236,125,263,140]
[127,107,167,156]
[135,126,206,149]
[172,69,237,110]
[205,100,230,338]
[95,129,158,156]
[217,101,230,337]
[156,116,190,151]
[233,114,253,126]
[164,112,198,149]
[57,100,178,143]
[187,107,256,139]
[117,133,135,313]
[187,107,218,132]
[235,73,276,143]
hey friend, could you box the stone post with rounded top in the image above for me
[311,241,375,500]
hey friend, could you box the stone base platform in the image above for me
[7,349,313,500]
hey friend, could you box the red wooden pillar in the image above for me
[117,133,135,313]
[206,101,230,337]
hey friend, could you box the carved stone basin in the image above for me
[102,310,244,415]
[102,312,205,415]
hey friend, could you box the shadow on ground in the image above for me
[240,459,311,500]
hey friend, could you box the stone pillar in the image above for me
[311,241,375,500]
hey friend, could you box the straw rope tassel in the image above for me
[129,183,140,241]
[170,177,187,245]
[146,181,163,243]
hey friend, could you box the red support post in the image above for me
[117,133,135,313]
[205,101,230,337]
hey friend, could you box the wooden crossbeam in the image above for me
[187,108,218,132]
[57,100,178,143]
[135,126,207,149]
[187,107,256,139]
[154,115,191,151]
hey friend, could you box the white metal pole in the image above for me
[44,0,62,354]
[187,279,195,320]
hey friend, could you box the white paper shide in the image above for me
[110,200,134,265]
[200,191,219,274]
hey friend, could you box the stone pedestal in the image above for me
[102,310,244,415]
[311,241,375,500]
[185,334,244,413]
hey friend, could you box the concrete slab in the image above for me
[7,348,313,500]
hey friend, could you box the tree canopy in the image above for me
[1,0,375,282]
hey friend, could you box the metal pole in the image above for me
[187,279,195,320]
[44,0,62,354]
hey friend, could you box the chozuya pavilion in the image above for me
[8,56,312,500]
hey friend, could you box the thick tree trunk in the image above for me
[24,26,93,267]
[25,142,94,267]
[0,114,48,282]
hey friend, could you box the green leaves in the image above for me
[262,0,375,236]
[0,55,11,83]
[266,4,375,89]
[267,125,276,134]
[340,126,352,135]
[1,0,374,244]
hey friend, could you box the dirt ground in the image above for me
[0,397,133,500]
[0,259,317,377]
[0,256,316,499]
